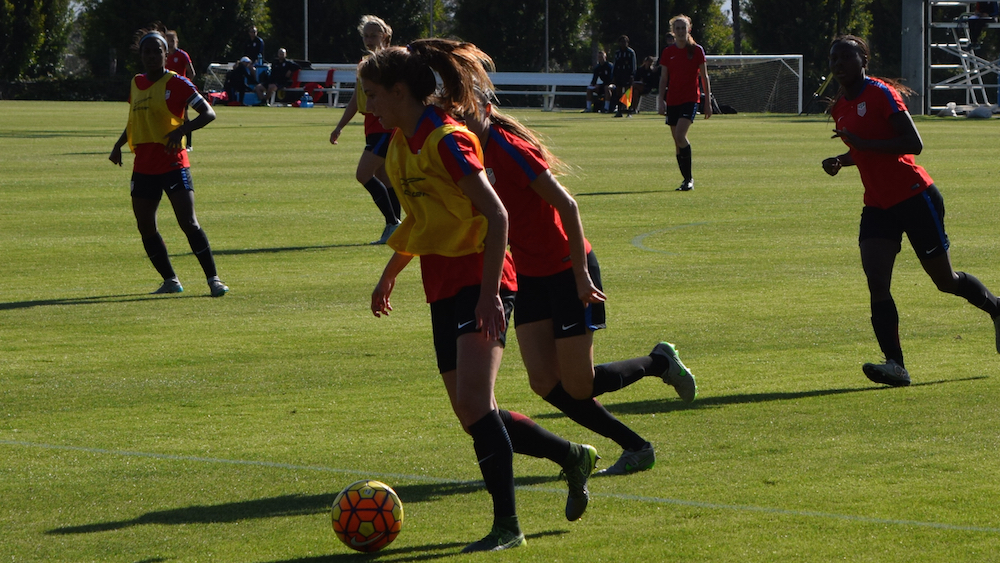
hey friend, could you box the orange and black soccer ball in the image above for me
[331,479,403,552]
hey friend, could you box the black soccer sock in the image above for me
[871,298,904,365]
[141,233,176,280]
[498,410,570,464]
[544,383,647,451]
[363,177,399,224]
[676,144,692,181]
[386,183,401,221]
[591,356,654,397]
[468,410,516,520]
[951,272,1000,318]
[184,227,218,278]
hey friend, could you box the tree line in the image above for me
[3,1,998,99]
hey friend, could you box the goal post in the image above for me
[705,54,803,114]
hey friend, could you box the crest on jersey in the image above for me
[486,168,496,185]
[165,90,171,100]
[857,101,866,117]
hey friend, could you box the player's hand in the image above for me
[475,292,506,342]
[657,99,666,116]
[703,103,712,119]
[575,272,607,304]
[371,277,396,317]
[330,128,342,145]
[822,157,842,176]
[109,146,123,166]
[831,128,860,149]
[164,128,185,149]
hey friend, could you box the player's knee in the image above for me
[562,377,594,401]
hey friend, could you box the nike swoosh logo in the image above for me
[561,323,579,331]
[168,183,180,190]
[925,247,938,255]
[350,533,385,547]
[458,320,476,329]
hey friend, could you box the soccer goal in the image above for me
[705,54,803,114]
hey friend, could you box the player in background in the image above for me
[164,29,196,151]
[462,91,696,476]
[364,39,596,552]
[822,35,1000,386]
[109,25,228,298]
[658,14,711,192]
[330,15,401,245]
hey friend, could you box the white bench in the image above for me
[488,72,594,110]
[275,65,358,106]
[206,64,601,110]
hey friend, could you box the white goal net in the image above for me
[705,54,803,114]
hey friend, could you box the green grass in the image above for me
[2,100,1000,562]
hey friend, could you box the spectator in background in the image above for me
[243,26,265,66]
[224,57,256,105]
[630,56,660,114]
[583,51,612,113]
[255,48,300,106]
[609,35,637,118]
[164,30,196,150]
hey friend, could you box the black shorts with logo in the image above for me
[666,102,699,126]
[513,250,607,339]
[130,168,193,201]
[429,285,515,374]
[859,184,950,260]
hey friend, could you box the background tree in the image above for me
[80,0,267,78]
[743,0,872,95]
[451,0,590,72]
[589,0,732,65]
[262,0,429,64]
[0,0,73,80]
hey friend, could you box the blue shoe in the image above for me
[208,276,229,297]
[152,278,183,294]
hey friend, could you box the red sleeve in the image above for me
[437,129,484,184]
[166,75,200,116]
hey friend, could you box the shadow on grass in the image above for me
[575,190,664,197]
[45,475,561,536]
[0,293,207,310]
[257,530,567,563]
[213,242,373,256]
[531,375,990,418]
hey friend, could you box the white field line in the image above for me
[4,439,1000,534]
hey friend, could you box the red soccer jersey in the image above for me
[165,49,192,77]
[395,106,513,302]
[484,126,591,277]
[363,112,392,135]
[129,73,200,174]
[660,44,706,105]
[832,77,934,209]
[419,252,518,304]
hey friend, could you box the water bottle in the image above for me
[301,92,313,108]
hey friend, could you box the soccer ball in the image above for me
[331,479,403,552]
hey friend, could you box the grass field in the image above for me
[2,100,1000,562]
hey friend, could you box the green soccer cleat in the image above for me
[461,525,526,553]
[651,342,697,403]
[152,277,183,295]
[561,443,598,521]
[862,359,910,387]
[595,442,655,476]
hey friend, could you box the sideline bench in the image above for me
[205,64,601,110]
[489,72,594,110]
